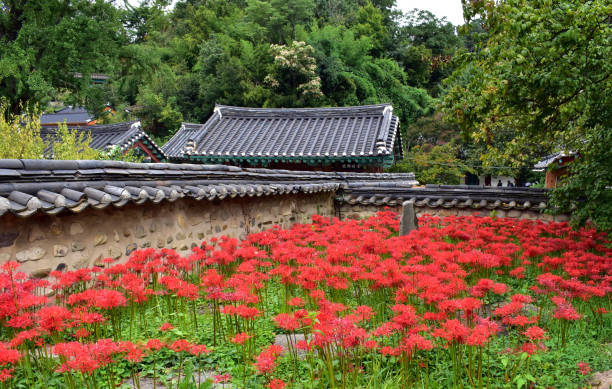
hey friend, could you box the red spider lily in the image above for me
[465,324,493,347]
[223,304,261,319]
[391,304,417,329]
[273,313,299,331]
[0,343,21,366]
[577,361,591,375]
[53,339,132,374]
[214,373,231,383]
[230,333,252,345]
[36,306,73,333]
[288,297,304,307]
[296,339,313,351]
[67,289,127,310]
[0,368,13,382]
[74,328,90,338]
[145,339,164,351]
[553,305,582,321]
[190,344,212,356]
[524,326,546,340]
[380,346,399,356]
[169,339,192,353]
[160,322,174,331]
[268,378,286,389]
[254,344,283,374]
[401,334,433,356]
[0,212,608,388]
[434,319,470,344]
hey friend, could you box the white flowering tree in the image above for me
[265,41,324,107]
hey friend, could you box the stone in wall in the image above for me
[135,225,147,239]
[339,203,568,224]
[126,243,138,256]
[94,234,108,246]
[70,223,84,235]
[16,247,46,262]
[53,245,69,257]
[72,241,85,252]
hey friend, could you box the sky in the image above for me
[396,0,465,25]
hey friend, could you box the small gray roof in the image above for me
[339,184,551,211]
[40,107,93,125]
[39,121,167,160]
[534,152,575,170]
[163,104,402,165]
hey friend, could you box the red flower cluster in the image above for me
[0,211,608,387]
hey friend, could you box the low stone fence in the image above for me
[1,192,334,277]
[0,159,565,277]
[337,184,569,222]
[0,159,415,275]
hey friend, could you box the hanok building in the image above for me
[534,152,576,188]
[162,104,403,172]
[40,106,97,127]
[40,121,167,162]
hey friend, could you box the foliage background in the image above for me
[1,0,610,229]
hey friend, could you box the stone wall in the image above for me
[0,192,335,277]
[338,203,570,222]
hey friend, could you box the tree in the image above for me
[0,104,139,161]
[0,0,125,113]
[51,123,100,160]
[549,129,612,231]
[392,10,461,94]
[443,0,611,229]
[0,105,46,159]
[387,142,472,185]
[265,41,324,107]
[403,112,460,150]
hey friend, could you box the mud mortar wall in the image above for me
[338,203,570,223]
[0,192,335,277]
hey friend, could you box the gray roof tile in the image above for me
[0,159,417,217]
[39,121,167,160]
[40,107,93,125]
[162,104,402,164]
[339,184,551,211]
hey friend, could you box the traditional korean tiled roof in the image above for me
[39,121,166,161]
[40,107,94,125]
[162,104,402,167]
[339,184,551,211]
[0,159,417,217]
[533,152,575,170]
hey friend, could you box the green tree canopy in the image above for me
[443,0,612,229]
[388,142,472,185]
[0,0,125,114]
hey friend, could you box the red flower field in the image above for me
[0,212,610,388]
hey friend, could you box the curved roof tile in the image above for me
[162,104,402,165]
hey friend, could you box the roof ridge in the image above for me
[215,104,392,117]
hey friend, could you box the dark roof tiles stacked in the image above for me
[39,121,167,160]
[0,159,417,217]
[162,104,402,163]
[339,184,550,210]
[0,158,552,217]
[40,107,93,125]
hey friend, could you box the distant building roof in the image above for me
[40,106,94,126]
[40,121,166,162]
[534,152,575,171]
[163,104,403,167]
